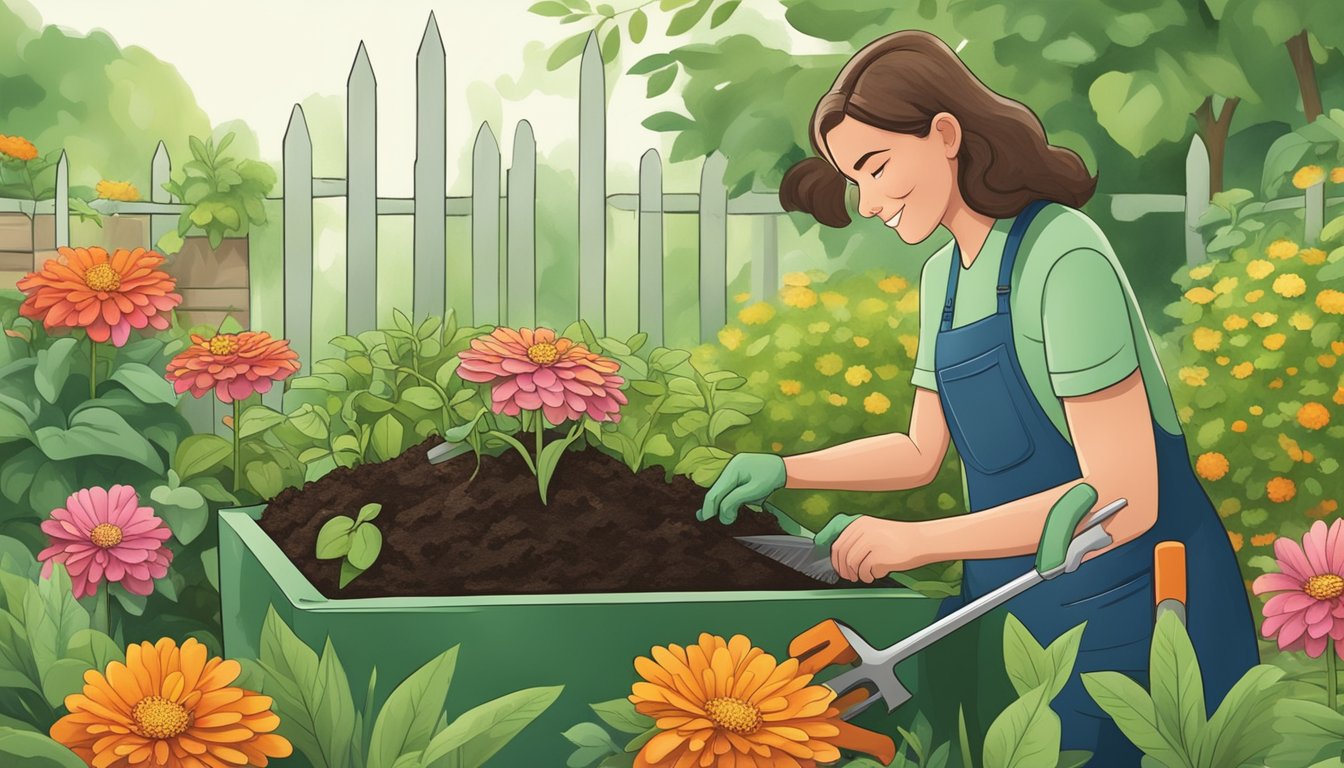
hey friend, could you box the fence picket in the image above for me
[754,215,778,302]
[54,152,68,247]
[507,120,537,329]
[413,12,447,323]
[578,31,605,336]
[283,104,314,387]
[472,122,501,326]
[698,152,728,343]
[1184,135,1210,266]
[150,142,172,253]
[637,149,664,349]
[346,42,378,336]
[1305,183,1325,242]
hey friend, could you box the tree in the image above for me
[1213,0,1344,123]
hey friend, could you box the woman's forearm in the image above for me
[783,432,936,492]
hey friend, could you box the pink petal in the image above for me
[1265,591,1316,616]
[1274,538,1315,581]
[1254,572,1305,595]
[499,357,537,375]
[533,367,557,389]
[514,389,542,410]
[1279,613,1310,646]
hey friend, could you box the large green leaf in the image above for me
[149,481,209,545]
[589,698,654,735]
[371,414,405,462]
[0,727,87,768]
[420,685,564,768]
[1149,612,1205,759]
[256,606,355,768]
[1002,614,1055,698]
[1081,671,1184,766]
[982,684,1061,768]
[34,407,164,473]
[109,362,179,405]
[367,646,460,768]
[1205,665,1292,767]
[34,338,78,404]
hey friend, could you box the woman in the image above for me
[697,30,1258,763]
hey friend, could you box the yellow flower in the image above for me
[1266,477,1296,503]
[852,335,869,348]
[898,334,919,360]
[820,291,848,309]
[801,429,816,441]
[1195,452,1229,481]
[1298,402,1331,430]
[1293,164,1326,189]
[738,301,775,326]
[771,441,784,452]
[0,134,38,161]
[864,392,891,414]
[856,297,888,316]
[844,365,872,387]
[1178,406,1194,423]
[1228,531,1244,552]
[1316,289,1344,315]
[50,637,292,767]
[1262,333,1286,351]
[895,291,920,314]
[875,364,900,380]
[1249,405,1263,415]
[807,321,831,334]
[1266,239,1298,260]
[782,271,811,287]
[1178,366,1209,387]
[1336,386,1344,406]
[1272,273,1306,298]
[1269,377,1284,389]
[1252,312,1277,328]
[1216,355,1230,366]
[1333,167,1344,184]
[717,326,745,351]
[1319,353,1337,368]
[1301,247,1327,266]
[1251,532,1279,547]
[878,275,908,293]
[1222,314,1249,331]
[1287,366,1299,376]
[1308,499,1340,518]
[827,393,848,406]
[1245,289,1265,303]
[1232,362,1255,379]
[1279,433,1304,461]
[781,285,818,309]
[94,179,140,202]
[1192,327,1222,352]
[733,291,751,304]
[1184,287,1216,305]
[815,353,843,376]
[779,379,802,396]
[1212,276,1238,295]
[1188,263,1215,280]
[1289,311,1315,331]
[1231,419,1247,432]
[1246,259,1275,280]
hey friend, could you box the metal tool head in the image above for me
[734,535,840,584]
[427,441,473,465]
[791,619,911,719]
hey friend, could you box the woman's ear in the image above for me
[931,112,962,158]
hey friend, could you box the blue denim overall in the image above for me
[931,201,1258,764]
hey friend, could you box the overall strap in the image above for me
[995,200,1051,314]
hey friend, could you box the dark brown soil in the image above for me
[259,435,863,597]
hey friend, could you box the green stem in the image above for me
[232,399,242,493]
[1329,639,1338,711]
[535,410,545,469]
[92,581,110,637]
[89,340,97,399]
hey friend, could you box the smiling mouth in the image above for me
[884,208,904,228]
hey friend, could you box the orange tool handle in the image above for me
[1154,541,1186,606]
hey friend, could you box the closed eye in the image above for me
[872,161,888,180]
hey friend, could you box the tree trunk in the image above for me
[1193,97,1239,195]
[1286,30,1323,123]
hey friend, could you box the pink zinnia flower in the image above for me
[164,330,301,404]
[37,486,173,599]
[1253,518,1344,658]
[456,327,627,425]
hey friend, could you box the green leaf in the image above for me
[372,414,405,462]
[420,685,564,768]
[707,408,750,441]
[666,0,712,35]
[709,0,740,27]
[600,26,620,62]
[35,407,164,473]
[1321,214,1344,244]
[982,685,1061,768]
[1055,751,1092,768]
[547,31,590,70]
[529,0,571,16]
[244,461,284,499]
[338,559,365,588]
[41,657,90,708]
[537,426,585,504]
[356,503,382,525]
[627,9,648,42]
[238,405,287,438]
[563,721,619,765]
[108,583,147,616]
[256,606,355,768]
[34,338,78,404]
[149,482,209,545]
[643,433,674,457]
[959,706,975,768]
[641,111,694,133]
[0,447,42,504]
[109,362,178,404]
[1001,615,1055,698]
[1206,665,1293,767]
[1081,671,1184,765]
[402,386,445,411]
[0,727,88,768]
[289,404,331,441]
[367,646,459,768]
[174,434,232,479]
[1149,611,1206,757]
[346,524,382,570]
[316,517,356,559]
[589,698,654,734]
[1196,418,1224,449]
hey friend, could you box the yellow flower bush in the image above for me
[1272,273,1306,298]
[1292,164,1326,189]
[1246,260,1275,279]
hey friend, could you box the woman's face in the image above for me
[824,114,960,243]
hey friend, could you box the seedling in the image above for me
[314,502,384,587]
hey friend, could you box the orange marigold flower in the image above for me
[50,637,292,766]
[1279,433,1304,461]
[1228,531,1244,552]
[1266,239,1298,260]
[1245,289,1265,303]
[1266,476,1297,503]
[0,133,38,161]
[1196,452,1229,481]
[1336,386,1344,406]
[1308,499,1340,518]
[1231,362,1255,379]
[1216,355,1230,366]
[1287,366,1299,376]
[1319,354,1337,368]
[1301,247,1328,266]
[1332,167,1344,184]
[771,441,784,452]
[1269,377,1284,389]
[738,302,775,326]
[1263,333,1286,351]
[1303,450,1314,463]
[17,246,181,346]
[1231,419,1247,432]
[1293,164,1326,189]
[165,331,301,404]
[95,179,140,202]
[1316,289,1344,315]
[779,379,802,396]
[1298,402,1331,430]
[628,633,881,767]
[1251,532,1278,547]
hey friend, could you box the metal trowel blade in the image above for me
[735,535,840,584]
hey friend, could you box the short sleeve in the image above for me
[1041,248,1139,397]
[910,249,948,391]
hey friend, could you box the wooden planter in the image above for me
[0,212,55,280]
[161,236,250,329]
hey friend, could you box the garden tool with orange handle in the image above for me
[782,483,1126,727]
[1154,540,1186,625]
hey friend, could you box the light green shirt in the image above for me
[911,204,1182,444]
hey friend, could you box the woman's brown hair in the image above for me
[779,30,1097,228]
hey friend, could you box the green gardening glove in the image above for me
[697,453,787,524]
[813,513,866,552]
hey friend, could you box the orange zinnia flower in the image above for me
[165,331,301,404]
[50,637,291,767]
[629,633,879,767]
[0,133,38,161]
[17,247,181,346]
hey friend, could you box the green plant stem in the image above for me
[92,581,110,637]
[1329,639,1338,711]
[232,399,242,493]
[89,339,98,399]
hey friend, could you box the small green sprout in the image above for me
[315,502,383,588]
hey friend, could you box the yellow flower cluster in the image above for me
[717,326,745,351]
[1196,452,1229,481]
[820,291,847,309]
[815,353,843,376]
[1246,259,1274,280]
[844,365,872,387]
[877,275,908,293]
[1266,239,1298,260]
[95,180,140,201]
[1212,276,1238,295]
[1179,366,1209,387]
[1223,314,1248,331]
[778,379,802,396]
[898,334,919,360]
[1289,311,1314,331]
[781,285,818,309]
[1184,287,1216,305]
[1252,312,1277,328]
[863,392,890,414]
[738,301,775,325]
[1262,333,1286,351]
[1272,273,1306,298]
[1317,289,1344,315]
[782,272,810,287]
[1301,248,1327,266]
[1192,327,1222,351]
[1292,165,1325,189]
[0,134,38,161]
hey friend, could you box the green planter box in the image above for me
[220,505,952,765]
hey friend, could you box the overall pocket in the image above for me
[937,344,1036,475]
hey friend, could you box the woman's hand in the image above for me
[828,517,929,583]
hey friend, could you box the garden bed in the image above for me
[257,434,852,597]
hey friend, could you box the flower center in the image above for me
[1304,574,1344,601]
[526,342,558,365]
[131,695,191,739]
[208,334,239,356]
[704,696,763,735]
[83,263,121,292]
[89,523,123,549]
